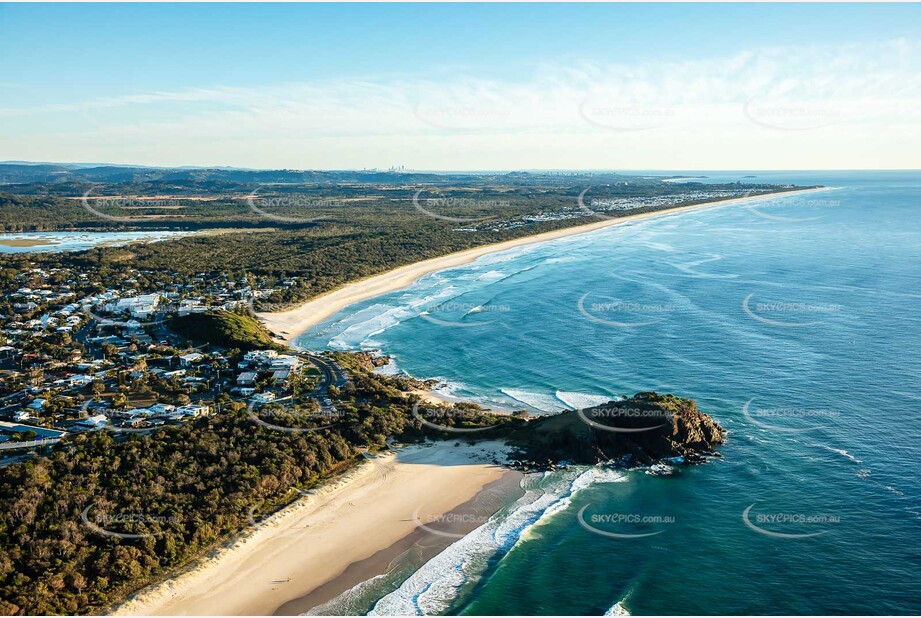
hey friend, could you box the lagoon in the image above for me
[0,231,192,254]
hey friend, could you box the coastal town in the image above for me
[452,185,774,232]
[0,263,346,467]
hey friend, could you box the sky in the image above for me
[1,3,920,171]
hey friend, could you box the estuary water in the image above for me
[0,230,191,253]
[297,171,921,615]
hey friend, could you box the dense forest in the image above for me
[0,353,515,615]
[0,170,807,309]
[169,311,282,351]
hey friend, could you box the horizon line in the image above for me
[2,161,919,174]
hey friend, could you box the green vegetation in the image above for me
[168,310,280,351]
[0,167,752,614]
[507,392,725,466]
[1,169,812,311]
[0,351,516,615]
[0,411,358,615]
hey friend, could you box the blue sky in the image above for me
[1,3,919,170]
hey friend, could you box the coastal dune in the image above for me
[259,188,830,344]
[113,442,514,616]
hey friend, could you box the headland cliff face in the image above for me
[508,392,725,467]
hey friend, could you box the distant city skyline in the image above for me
[1,3,919,170]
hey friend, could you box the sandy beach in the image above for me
[259,188,830,344]
[113,441,516,616]
[111,186,829,617]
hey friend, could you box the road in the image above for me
[0,437,62,452]
[297,353,348,414]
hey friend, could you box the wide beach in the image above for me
[259,188,829,344]
[113,441,518,616]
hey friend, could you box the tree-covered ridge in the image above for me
[0,411,365,615]
[168,310,281,351]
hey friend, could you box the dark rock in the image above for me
[507,392,725,466]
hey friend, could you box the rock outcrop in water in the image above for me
[508,392,725,467]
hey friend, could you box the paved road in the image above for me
[0,437,61,452]
[298,353,348,414]
[301,353,347,388]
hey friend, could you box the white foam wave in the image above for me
[368,467,628,616]
[372,356,401,376]
[304,573,389,615]
[604,581,637,616]
[814,444,862,464]
[605,601,631,616]
[555,390,616,410]
[500,388,565,413]
[530,467,630,532]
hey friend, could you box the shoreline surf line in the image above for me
[258,187,833,345]
[109,441,514,616]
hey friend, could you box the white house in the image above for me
[244,350,278,364]
[179,352,205,367]
[250,392,276,404]
[76,414,108,429]
[111,294,160,319]
[270,355,299,370]
[67,375,95,387]
[148,403,176,416]
[177,404,211,417]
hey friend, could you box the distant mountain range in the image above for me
[0,162,629,186]
[0,162,455,185]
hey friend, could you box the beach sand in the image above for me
[113,441,517,616]
[259,188,830,344]
[116,188,829,616]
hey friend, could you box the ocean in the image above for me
[296,171,921,616]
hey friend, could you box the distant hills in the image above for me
[0,162,633,186]
[0,163,461,185]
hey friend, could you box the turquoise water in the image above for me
[298,172,921,615]
[0,230,191,253]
